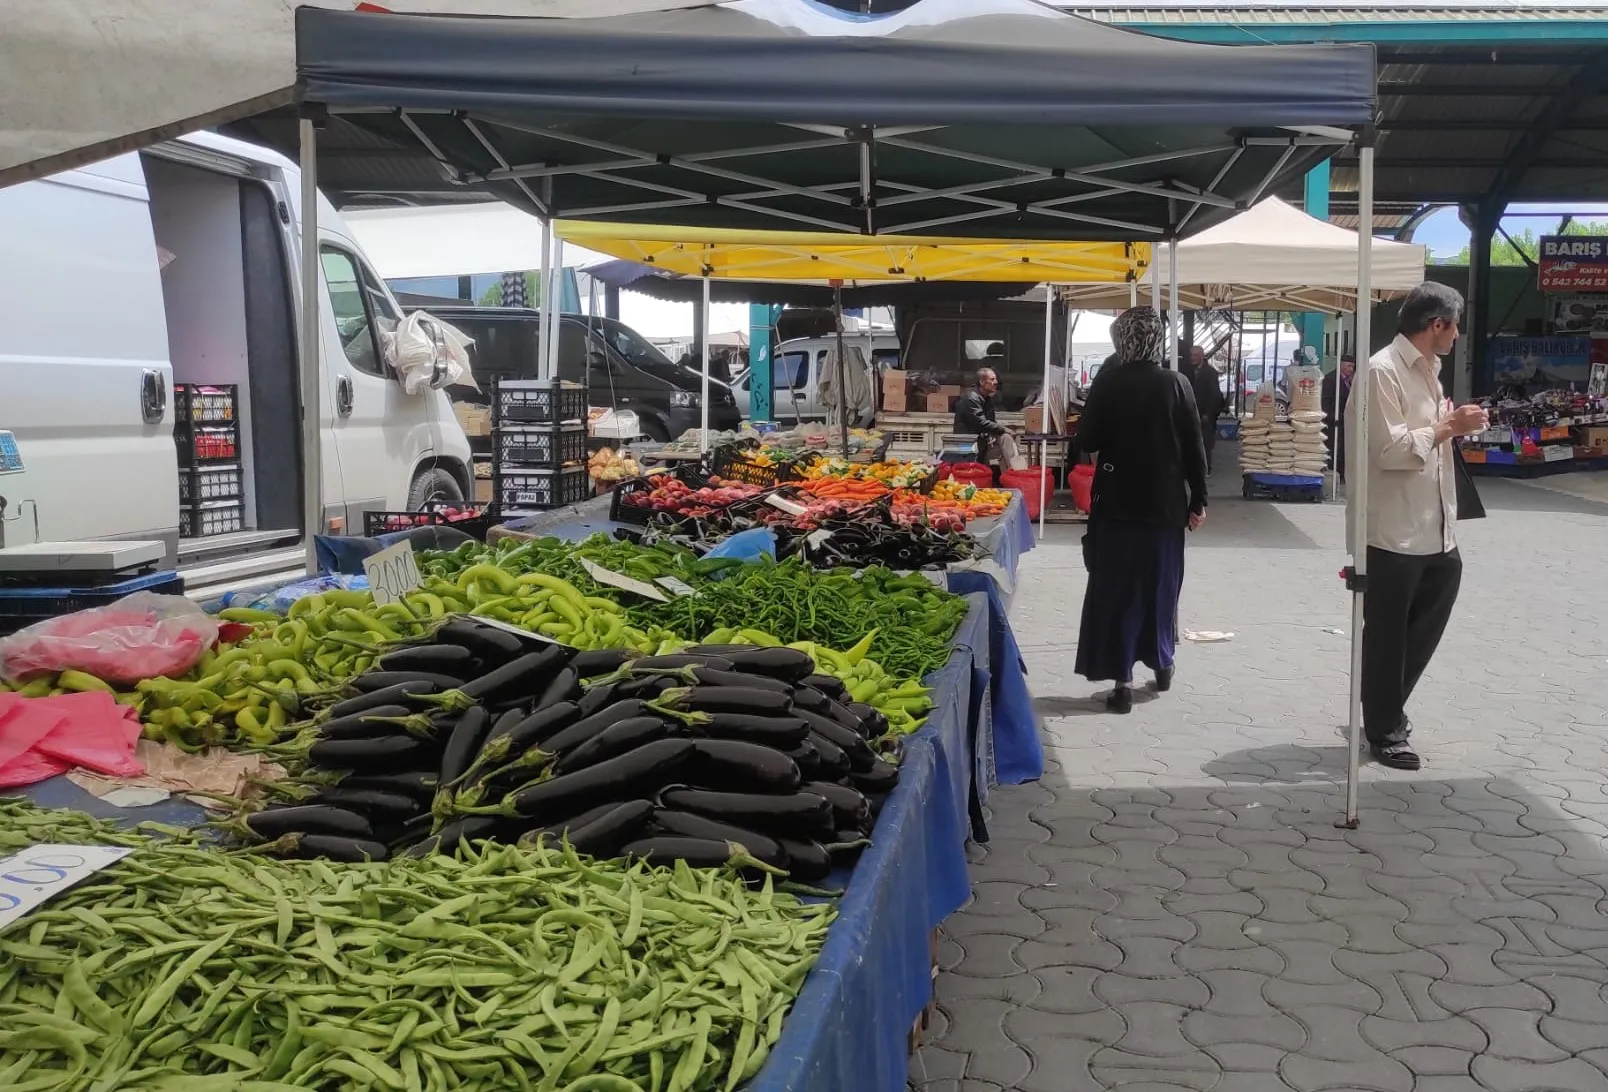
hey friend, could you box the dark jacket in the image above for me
[1189,361,1226,422]
[1077,357,1208,528]
[953,388,1006,437]
[1320,369,1351,427]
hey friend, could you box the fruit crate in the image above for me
[609,466,710,526]
[175,422,240,464]
[363,504,497,541]
[493,378,588,426]
[709,445,792,488]
[494,424,588,469]
[174,383,239,425]
[179,463,243,504]
[495,466,591,512]
[181,499,245,537]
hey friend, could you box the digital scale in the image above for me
[0,540,166,577]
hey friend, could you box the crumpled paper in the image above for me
[67,740,285,809]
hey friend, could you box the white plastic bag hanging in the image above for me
[388,311,477,395]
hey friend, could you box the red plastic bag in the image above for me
[0,748,70,789]
[1000,467,1054,520]
[1067,464,1094,514]
[939,462,994,489]
[0,593,219,685]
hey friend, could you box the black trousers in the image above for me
[1361,546,1462,747]
[1200,416,1218,471]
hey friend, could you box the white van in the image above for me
[0,132,473,590]
[730,334,896,426]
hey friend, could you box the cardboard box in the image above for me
[1023,404,1045,434]
[882,389,907,414]
[454,402,492,438]
[1579,426,1608,452]
[925,392,956,414]
[473,477,493,504]
[880,369,909,398]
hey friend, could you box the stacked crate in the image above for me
[174,384,244,537]
[491,378,590,514]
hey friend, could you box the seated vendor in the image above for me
[954,366,1027,475]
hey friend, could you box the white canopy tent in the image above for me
[1059,197,1425,314]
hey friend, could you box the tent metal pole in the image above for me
[547,228,562,380]
[538,218,554,381]
[298,118,323,576]
[1039,285,1053,540]
[700,274,712,453]
[1129,281,1137,309]
[832,286,849,458]
[1150,249,1162,313]
[1169,236,1181,370]
[1341,140,1375,830]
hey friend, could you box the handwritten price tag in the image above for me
[654,576,697,598]
[362,540,423,607]
[0,845,133,930]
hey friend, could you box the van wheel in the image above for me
[407,468,463,510]
[640,417,670,443]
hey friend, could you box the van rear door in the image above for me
[0,156,180,553]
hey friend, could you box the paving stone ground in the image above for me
[914,457,1608,1092]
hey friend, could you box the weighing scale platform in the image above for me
[0,540,165,575]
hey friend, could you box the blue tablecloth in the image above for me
[946,570,1042,790]
[749,594,985,1092]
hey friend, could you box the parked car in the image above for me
[416,308,741,443]
[0,130,472,587]
[729,334,894,426]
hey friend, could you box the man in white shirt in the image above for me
[1346,282,1488,770]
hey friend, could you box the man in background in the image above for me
[1347,282,1487,770]
[1322,353,1356,479]
[1186,345,1226,474]
[954,366,1026,473]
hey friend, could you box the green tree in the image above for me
[476,271,544,307]
[1435,220,1608,266]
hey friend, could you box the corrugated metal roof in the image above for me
[1060,3,1608,24]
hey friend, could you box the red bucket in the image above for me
[1067,464,1094,514]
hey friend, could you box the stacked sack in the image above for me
[1240,417,1273,471]
[1291,411,1329,475]
[1265,421,1298,473]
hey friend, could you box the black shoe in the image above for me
[1153,667,1174,693]
[1106,687,1133,714]
[1370,742,1421,770]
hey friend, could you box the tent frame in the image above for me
[358,106,1350,239]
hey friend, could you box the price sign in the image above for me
[655,576,697,598]
[362,540,422,606]
[764,494,809,517]
[0,845,133,930]
[471,615,560,645]
[580,558,670,602]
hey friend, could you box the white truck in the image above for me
[0,132,473,595]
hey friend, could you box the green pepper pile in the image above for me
[0,801,832,1092]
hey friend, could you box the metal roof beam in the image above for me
[1380,49,1604,66]
[1489,48,1608,204]
[1379,118,1608,132]
[1331,158,1600,170]
[1378,82,1575,96]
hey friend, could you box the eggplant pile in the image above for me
[237,623,898,878]
[235,617,600,861]
[431,643,900,881]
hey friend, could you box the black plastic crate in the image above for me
[494,378,588,426]
[181,499,244,537]
[609,466,712,526]
[174,383,238,425]
[0,570,185,635]
[496,466,591,511]
[179,463,243,504]
[175,422,241,464]
[495,424,588,469]
[363,504,498,540]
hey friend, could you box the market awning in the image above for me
[555,221,1150,284]
[581,259,1042,308]
[1057,197,1426,313]
[206,0,1371,239]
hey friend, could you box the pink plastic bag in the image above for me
[32,692,146,778]
[0,593,219,685]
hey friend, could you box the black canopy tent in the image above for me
[262,0,1381,825]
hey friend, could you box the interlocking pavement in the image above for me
[914,469,1608,1092]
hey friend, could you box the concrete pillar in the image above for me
[1300,162,1331,360]
[748,302,778,423]
[603,285,620,321]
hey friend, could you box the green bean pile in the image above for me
[0,802,833,1092]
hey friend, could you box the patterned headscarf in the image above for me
[1112,306,1166,364]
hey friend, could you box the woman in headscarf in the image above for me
[1074,306,1209,713]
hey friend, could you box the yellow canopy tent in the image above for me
[554,221,1149,285]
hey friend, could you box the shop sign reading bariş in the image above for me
[1539,236,1608,293]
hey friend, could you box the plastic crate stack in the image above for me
[491,378,591,514]
[173,384,244,537]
